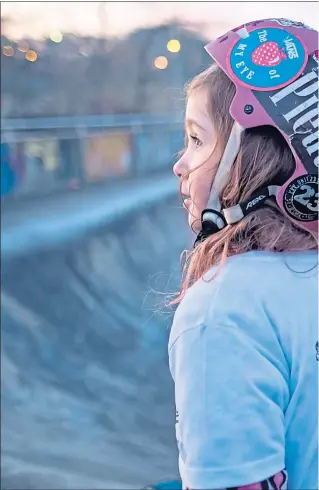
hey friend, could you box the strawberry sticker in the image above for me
[252,41,287,67]
[228,27,307,91]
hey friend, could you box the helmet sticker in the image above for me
[228,27,307,91]
[252,55,319,174]
[205,18,318,230]
[283,174,318,222]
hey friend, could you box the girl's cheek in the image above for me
[188,151,203,171]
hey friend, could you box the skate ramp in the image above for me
[1,174,191,489]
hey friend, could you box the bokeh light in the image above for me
[50,31,63,43]
[3,46,14,57]
[25,50,38,62]
[154,56,168,70]
[166,39,181,53]
[17,40,29,53]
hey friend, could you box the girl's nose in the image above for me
[173,155,187,178]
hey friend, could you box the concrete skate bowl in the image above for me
[1,177,190,489]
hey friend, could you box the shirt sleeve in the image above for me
[168,323,289,489]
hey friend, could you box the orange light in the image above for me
[3,46,14,57]
[154,56,168,70]
[25,50,37,62]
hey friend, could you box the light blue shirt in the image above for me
[169,251,318,489]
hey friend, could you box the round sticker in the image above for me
[283,174,318,222]
[228,27,307,91]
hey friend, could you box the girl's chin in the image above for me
[188,213,201,233]
[183,200,201,233]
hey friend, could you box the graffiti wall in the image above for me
[84,132,132,182]
[1,142,26,197]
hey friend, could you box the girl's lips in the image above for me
[183,198,192,209]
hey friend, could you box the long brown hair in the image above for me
[172,64,317,305]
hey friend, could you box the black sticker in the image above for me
[252,54,319,174]
[283,174,318,221]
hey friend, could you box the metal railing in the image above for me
[1,112,184,200]
[1,112,184,133]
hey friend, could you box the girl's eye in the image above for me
[190,135,202,148]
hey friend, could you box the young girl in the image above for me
[169,18,318,490]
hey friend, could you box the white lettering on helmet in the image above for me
[269,69,319,168]
[246,195,266,210]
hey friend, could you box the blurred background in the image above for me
[1,2,318,489]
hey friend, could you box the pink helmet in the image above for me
[196,18,318,245]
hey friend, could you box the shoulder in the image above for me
[168,251,256,350]
[168,250,318,351]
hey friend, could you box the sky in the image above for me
[2,1,318,40]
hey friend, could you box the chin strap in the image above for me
[194,185,280,248]
[204,122,244,227]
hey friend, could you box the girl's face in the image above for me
[173,88,222,233]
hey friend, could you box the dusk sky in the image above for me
[2,1,318,40]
